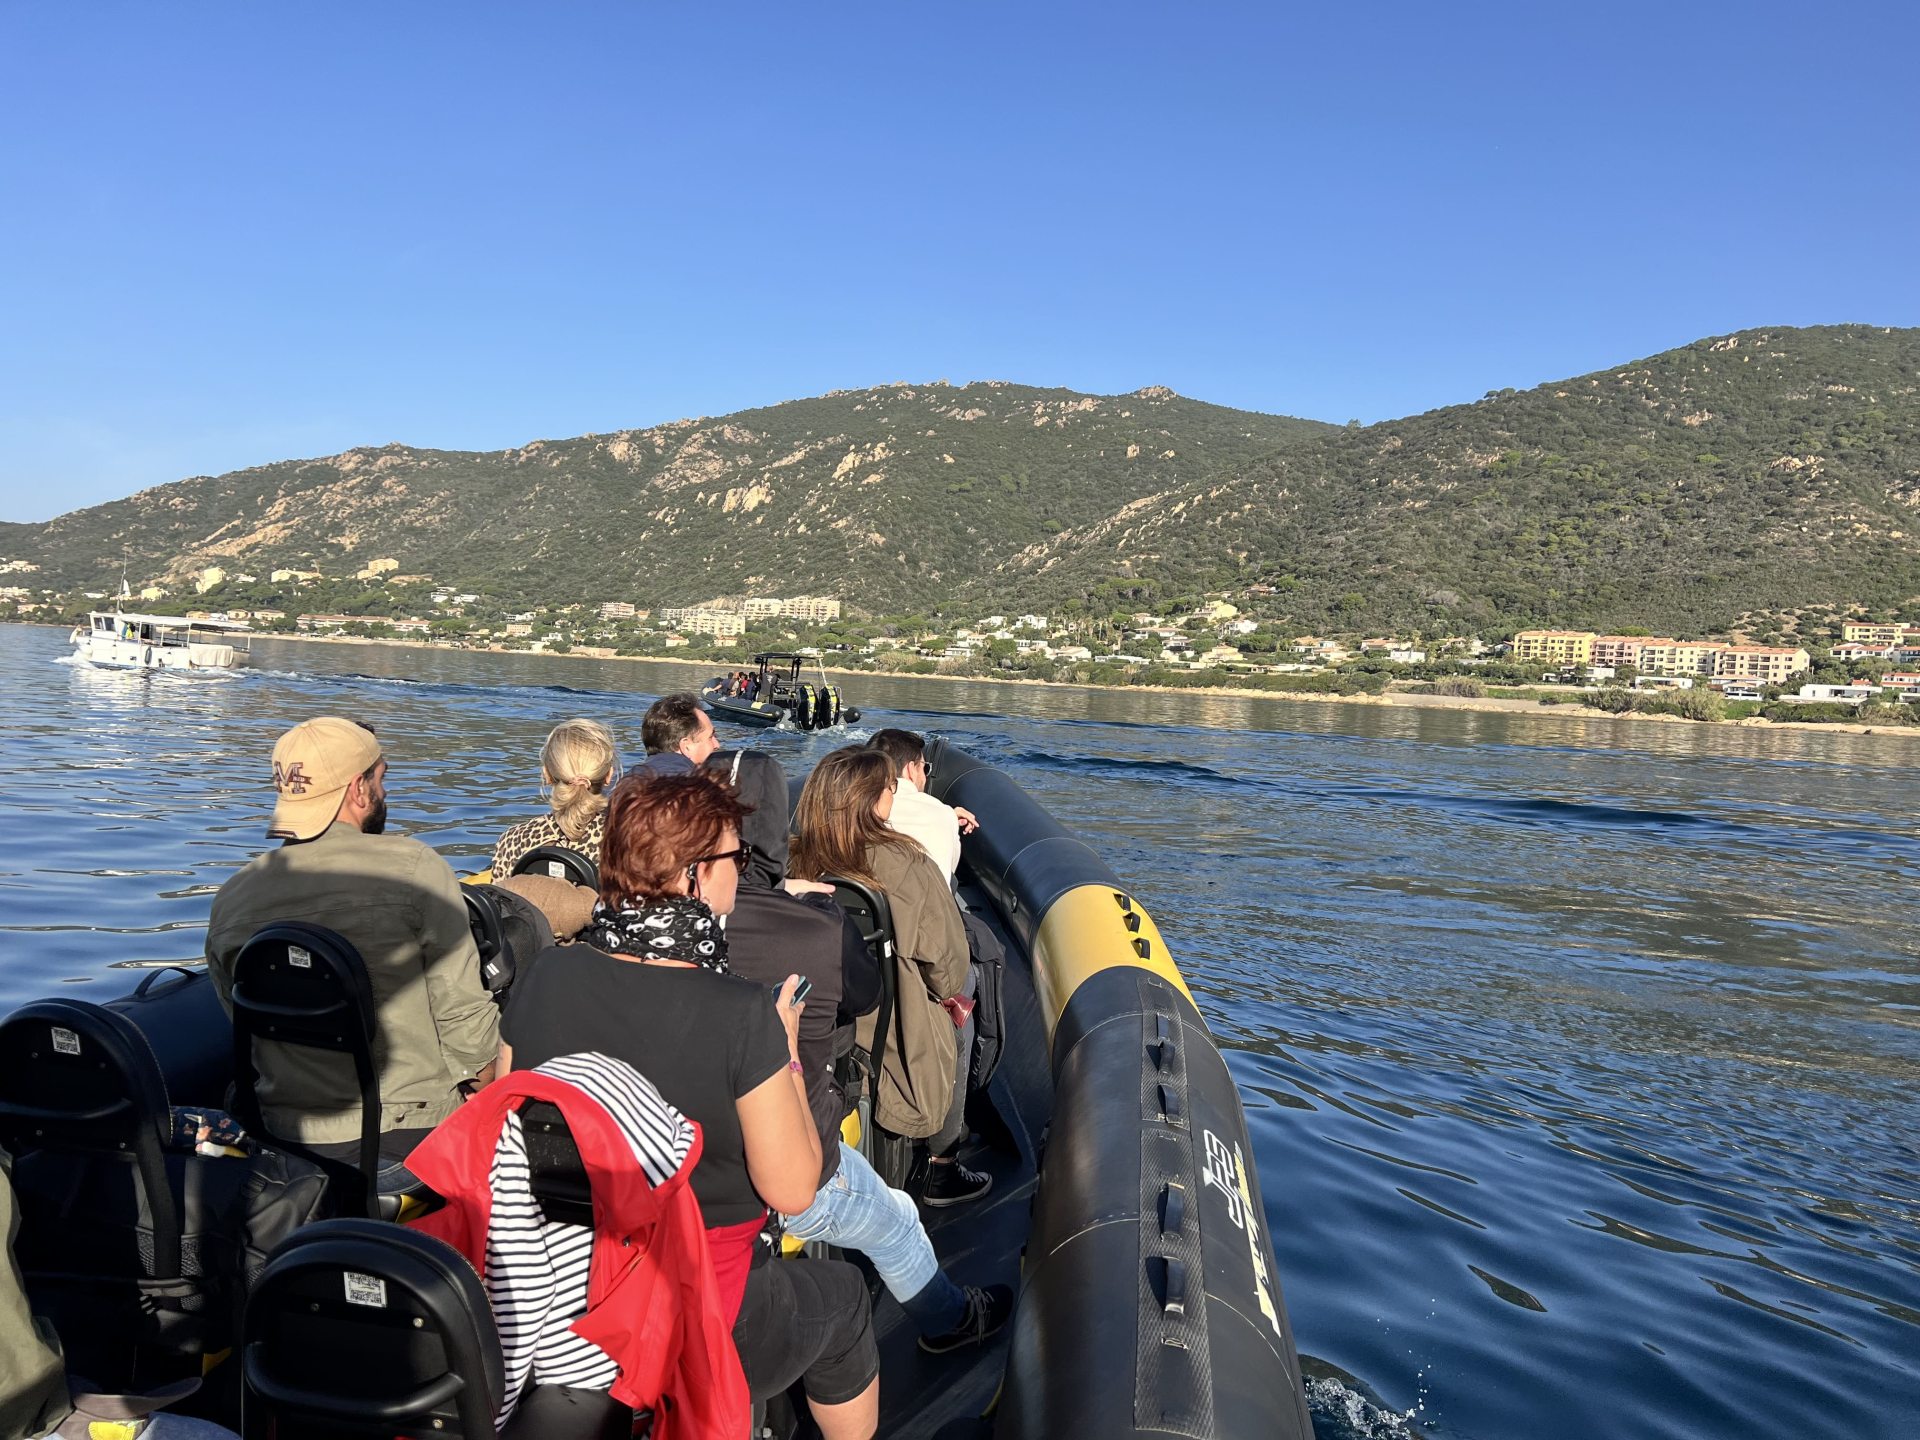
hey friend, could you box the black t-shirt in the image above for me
[502,944,790,1227]
[724,887,854,1187]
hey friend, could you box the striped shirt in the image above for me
[485,1052,695,1425]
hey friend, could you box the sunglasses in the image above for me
[688,845,751,874]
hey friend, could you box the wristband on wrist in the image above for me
[788,1059,803,1074]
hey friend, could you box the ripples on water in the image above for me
[2,625,1916,1439]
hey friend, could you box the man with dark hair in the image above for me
[639,692,719,776]
[866,728,977,883]
[205,717,498,1174]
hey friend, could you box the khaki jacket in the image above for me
[1,1150,68,1440]
[206,822,499,1144]
[853,839,970,1138]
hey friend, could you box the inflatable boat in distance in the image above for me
[701,652,861,731]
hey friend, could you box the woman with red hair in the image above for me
[499,770,879,1439]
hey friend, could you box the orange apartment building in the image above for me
[1636,640,1729,676]
[1590,635,1666,667]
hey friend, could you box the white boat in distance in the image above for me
[70,609,253,671]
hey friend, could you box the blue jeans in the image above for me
[781,1142,966,1331]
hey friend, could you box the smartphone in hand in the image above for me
[772,976,814,1010]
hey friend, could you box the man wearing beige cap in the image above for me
[205,717,498,1175]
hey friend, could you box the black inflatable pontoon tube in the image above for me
[926,741,1313,1439]
[927,739,1121,947]
[999,967,1313,1440]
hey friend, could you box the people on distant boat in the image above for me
[639,692,721,776]
[789,748,990,1207]
[867,728,979,885]
[707,748,1013,1353]
[204,717,499,1174]
[499,770,880,1438]
[490,718,621,878]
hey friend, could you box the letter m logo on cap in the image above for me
[274,760,311,795]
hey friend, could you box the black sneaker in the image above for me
[921,1156,993,1208]
[918,1283,1015,1354]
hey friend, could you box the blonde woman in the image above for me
[491,719,621,876]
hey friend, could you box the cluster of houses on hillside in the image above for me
[1510,627,1920,704]
[655,595,843,638]
[1831,622,1920,660]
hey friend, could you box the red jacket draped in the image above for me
[406,1070,749,1440]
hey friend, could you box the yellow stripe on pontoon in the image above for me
[1027,884,1194,1042]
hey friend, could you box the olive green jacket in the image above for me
[205,822,499,1144]
[1,1149,68,1440]
[853,838,970,1138]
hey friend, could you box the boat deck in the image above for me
[867,884,1053,1440]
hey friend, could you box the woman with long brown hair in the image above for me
[789,747,984,1204]
[500,770,879,1439]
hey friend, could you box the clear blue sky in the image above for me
[2,1,1915,522]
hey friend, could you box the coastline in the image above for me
[230,629,1917,740]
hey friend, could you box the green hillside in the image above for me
[8,326,1920,638]
[1004,325,1920,636]
[6,384,1328,611]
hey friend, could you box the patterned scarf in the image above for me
[584,894,730,974]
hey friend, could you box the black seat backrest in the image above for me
[242,1218,505,1439]
[512,843,599,891]
[464,885,512,994]
[0,997,246,1382]
[0,999,176,1259]
[827,877,903,1173]
[519,1098,594,1229]
[228,921,382,1218]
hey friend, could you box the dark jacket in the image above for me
[709,751,880,1189]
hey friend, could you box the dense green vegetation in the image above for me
[6,326,1919,640]
[1011,325,1920,636]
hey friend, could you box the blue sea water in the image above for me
[1,623,1916,1438]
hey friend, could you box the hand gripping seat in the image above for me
[0,997,252,1389]
[227,921,393,1220]
[511,843,600,891]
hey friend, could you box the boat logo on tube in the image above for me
[1202,1128,1284,1341]
[1201,1130,1249,1231]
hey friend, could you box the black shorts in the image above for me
[733,1254,878,1407]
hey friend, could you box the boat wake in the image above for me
[1304,1375,1427,1439]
